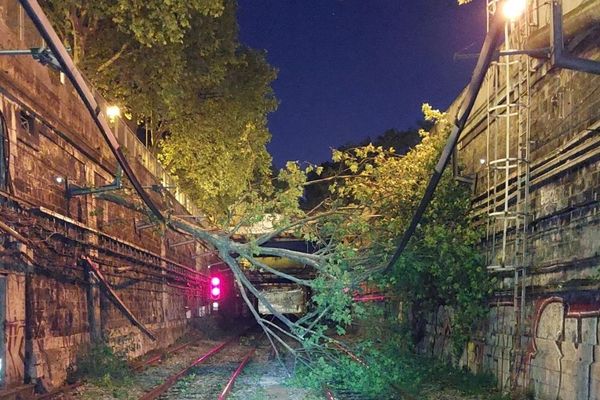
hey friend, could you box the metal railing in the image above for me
[102,101,203,218]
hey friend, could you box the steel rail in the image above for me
[35,382,82,400]
[131,341,193,372]
[217,347,256,400]
[138,338,236,400]
[323,385,336,400]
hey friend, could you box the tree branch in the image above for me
[255,210,341,246]
[97,42,129,72]
[243,254,314,287]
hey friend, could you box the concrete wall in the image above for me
[420,4,599,399]
[0,0,212,391]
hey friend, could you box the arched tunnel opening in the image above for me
[198,238,318,339]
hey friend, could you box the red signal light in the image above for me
[210,275,221,300]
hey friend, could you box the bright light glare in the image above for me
[211,287,221,297]
[479,158,486,165]
[106,105,121,121]
[212,302,219,310]
[502,0,526,20]
[55,176,65,184]
[210,277,220,286]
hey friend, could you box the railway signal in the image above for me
[210,276,222,312]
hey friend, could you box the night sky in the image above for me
[238,0,487,167]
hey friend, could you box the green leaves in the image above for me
[115,0,225,46]
[292,104,490,358]
[44,0,277,222]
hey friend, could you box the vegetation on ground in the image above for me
[72,343,133,399]
[289,303,507,400]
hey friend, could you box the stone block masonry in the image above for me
[0,1,212,391]
[421,7,600,400]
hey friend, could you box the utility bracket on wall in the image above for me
[134,218,159,234]
[167,238,196,249]
[67,167,123,198]
[550,0,600,75]
[0,47,65,71]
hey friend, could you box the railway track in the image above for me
[34,327,257,400]
[35,338,197,400]
[139,330,261,400]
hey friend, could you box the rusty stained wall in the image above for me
[420,16,600,400]
[4,274,25,387]
[0,0,210,390]
[30,277,88,387]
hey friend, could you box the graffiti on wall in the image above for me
[528,295,600,400]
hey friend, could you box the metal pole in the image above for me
[0,49,36,56]
[551,0,600,75]
[383,13,504,272]
[17,0,165,220]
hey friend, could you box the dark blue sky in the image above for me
[238,0,486,167]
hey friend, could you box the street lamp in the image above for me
[106,105,121,122]
[502,0,526,21]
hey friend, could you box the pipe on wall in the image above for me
[525,0,600,52]
[382,13,505,273]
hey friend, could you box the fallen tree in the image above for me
[20,1,496,396]
[162,105,492,369]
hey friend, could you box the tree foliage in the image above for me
[43,0,277,220]
[165,105,492,392]
[303,127,423,211]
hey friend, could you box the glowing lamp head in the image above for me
[502,0,526,21]
[211,287,221,297]
[211,277,220,286]
[106,105,121,121]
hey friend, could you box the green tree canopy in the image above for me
[43,0,277,220]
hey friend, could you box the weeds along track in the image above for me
[35,324,259,400]
[35,337,202,400]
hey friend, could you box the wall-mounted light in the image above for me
[55,176,65,184]
[479,158,486,165]
[502,0,526,21]
[106,105,121,122]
